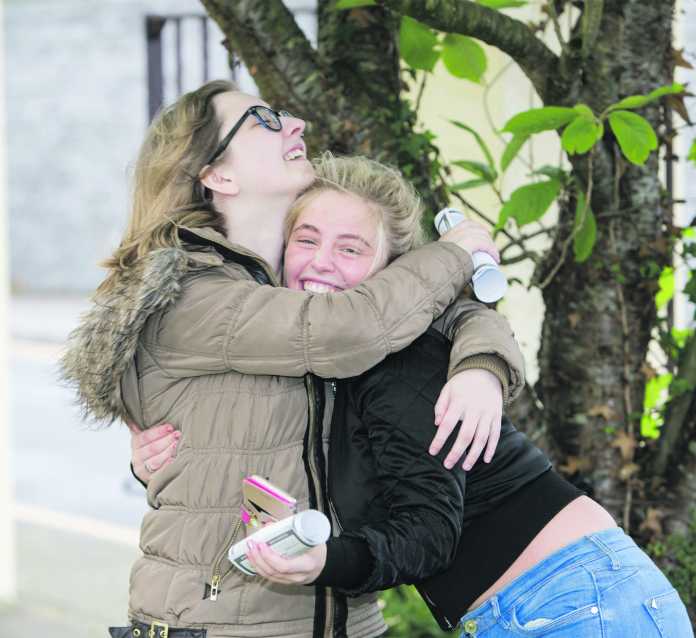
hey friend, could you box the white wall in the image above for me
[417,2,562,381]
[0,0,17,603]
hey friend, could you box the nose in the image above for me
[283,114,306,138]
[310,245,335,273]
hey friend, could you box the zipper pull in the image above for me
[210,574,221,601]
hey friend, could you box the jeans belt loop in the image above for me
[588,532,621,570]
[491,595,502,619]
[491,595,511,629]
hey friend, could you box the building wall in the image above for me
[3,0,313,293]
[0,0,16,603]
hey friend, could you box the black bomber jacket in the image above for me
[319,328,551,629]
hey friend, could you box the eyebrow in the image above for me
[292,223,373,248]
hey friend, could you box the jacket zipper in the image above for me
[208,518,242,601]
[305,375,335,638]
[328,498,344,533]
[182,232,330,625]
[180,234,335,630]
[326,404,344,536]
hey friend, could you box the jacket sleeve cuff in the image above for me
[312,536,374,591]
[450,354,511,406]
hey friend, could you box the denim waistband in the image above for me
[459,527,639,634]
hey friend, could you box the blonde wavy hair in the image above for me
[98,80,237,295]
[285,152,426,264]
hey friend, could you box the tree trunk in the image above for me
[537,0,675,527]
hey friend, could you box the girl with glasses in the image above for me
[62,80,526,638]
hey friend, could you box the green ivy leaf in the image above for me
[641,412,661,439]
[643,415,665,438]
[452,159,497,182]
[684,274,696,306]
[608,110,658,165]
[501,133,528,171]
[561,115,603,155]
[655,266,675,310]
[399,16,440,72]
[502,107,577,136]
[672,326,694,349]
[531,165,568,181]
[573,103,595,118]
[499,179,561,227]
[688,138,696,165]
[335,0,376,7]
[449,120,495,171]
[449,179,489,191]
[608,83,685,112]
[477,0,528,7]
[573,191,596,262]
[441,34,487,83]
[644,373,673,410]
[641,372,673,439]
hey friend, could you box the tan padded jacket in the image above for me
[61,226,525,638]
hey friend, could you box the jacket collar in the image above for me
[179,225,280,287]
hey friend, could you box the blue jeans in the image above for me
[459,528,693,637]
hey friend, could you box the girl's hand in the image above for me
[127,421,180,483]
[430,369,503,470]
[438,220,500,265]
[245,541,327,585]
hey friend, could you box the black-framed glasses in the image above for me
[204,105,293,167]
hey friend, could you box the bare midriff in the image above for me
[468,496,618,611]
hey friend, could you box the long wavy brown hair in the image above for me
[97,80,237,296]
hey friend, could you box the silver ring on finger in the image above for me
[144,461,155,474]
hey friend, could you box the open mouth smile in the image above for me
[301,280,342,293]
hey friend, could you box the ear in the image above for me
[199,165,240,196]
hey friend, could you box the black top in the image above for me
[314,328,582,630]
[417,468,581,628]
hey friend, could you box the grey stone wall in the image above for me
[4,0,315,293]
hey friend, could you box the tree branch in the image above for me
[378,0,559,102]
[200,0,339,151]
[546,0,571,59]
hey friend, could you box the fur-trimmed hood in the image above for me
[60,247,192,423]
[60,224,278,425]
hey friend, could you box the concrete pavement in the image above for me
[1,522,138,638]
[1,294,148,637]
